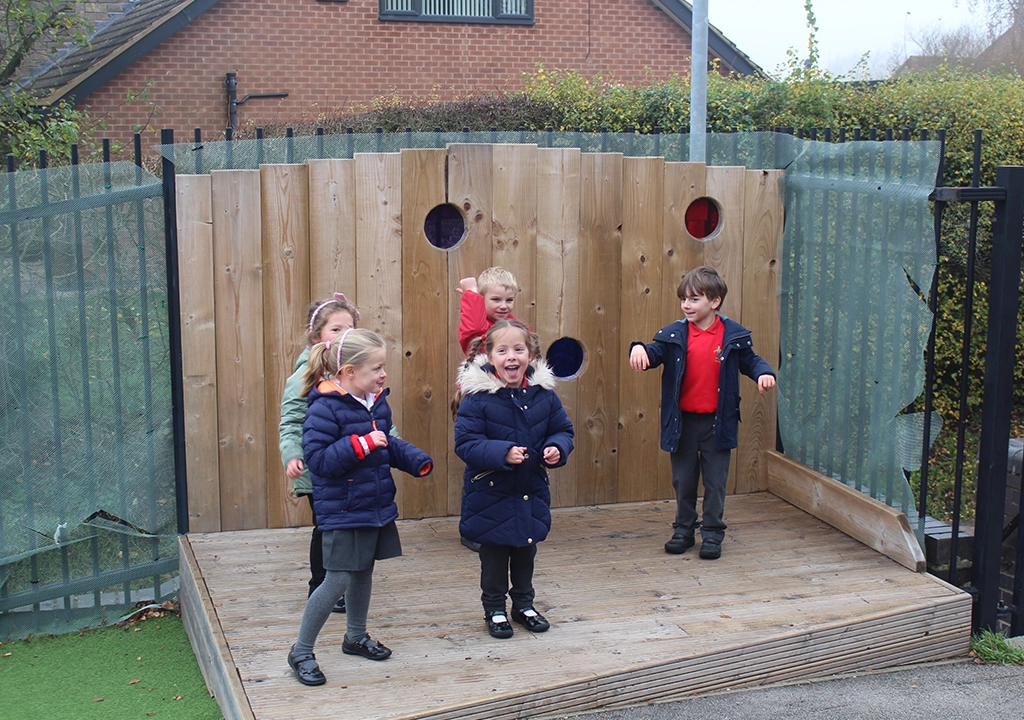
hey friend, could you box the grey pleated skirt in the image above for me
[322,521,402,572]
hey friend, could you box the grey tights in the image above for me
[294,565,374,656]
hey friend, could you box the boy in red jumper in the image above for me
[457,267,519,356]
[629,266,776,560]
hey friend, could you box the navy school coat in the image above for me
[630,315,775,453]
[454,356,574,547]
[303,381,432,531]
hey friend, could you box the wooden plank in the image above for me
[212,169,268,531]
[651,161,710,498]
[260,164,311,529]
[702,165,746,494]
[176,175,221,533]
[491,144,538,330]
[401,149,449,519]
[766,450,927,571]
[663,162,707,279]
[307,159,356,299]
[618,156,665,502]
[354,152,405,508]
[577,153,622,505]
[536,148,581,508]
[735,169,784,494]
[178,535,256,720]
[446,143,493,514]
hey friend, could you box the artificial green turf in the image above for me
[0,613,222,720]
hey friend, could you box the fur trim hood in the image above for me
[456,353,558,395]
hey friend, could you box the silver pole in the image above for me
[689,0,708,163]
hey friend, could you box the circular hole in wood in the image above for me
[545,337,586,380]
[684,197,721,240]
[424,203,466,249]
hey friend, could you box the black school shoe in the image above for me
[342,634,392,660]
[664,533,695,554]
[699,541,722,560]
[511,607,550,633]
[485,610,514,639]
[288,645,326,686]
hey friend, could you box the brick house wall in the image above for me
[78,0,701,145]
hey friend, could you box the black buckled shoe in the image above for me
[664,534,695,554]
[342,633,392,661]
[287,645,326,686]
[511,607,550,633]
[485,610,514,639]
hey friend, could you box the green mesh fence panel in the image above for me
[154,130,809,172]
[778,139,943,540]
[0,162,176,639]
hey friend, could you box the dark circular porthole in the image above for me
[684,197,721,240]
[545,337,586,380]
[423,204,466,249]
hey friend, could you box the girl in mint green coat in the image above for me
[279,293,359,609]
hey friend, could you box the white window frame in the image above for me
[379,0,534,25]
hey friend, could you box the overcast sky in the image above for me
[707,0,984,78]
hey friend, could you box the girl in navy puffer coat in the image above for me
[287,329,432,687]
[454,320,574,639]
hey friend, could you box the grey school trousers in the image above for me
[669,412,731,545]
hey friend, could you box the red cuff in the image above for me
[350,433,377,460]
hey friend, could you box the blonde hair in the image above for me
[477,266,519,296]
[301,328,386,396]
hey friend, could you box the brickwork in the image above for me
[75,0,702,145]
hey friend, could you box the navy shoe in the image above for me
[485,610,514,639]
[461,536,482,552]
[511,607,550,633]
[342,634,392,661]
[288,645,326,686]
[332,597,346,613]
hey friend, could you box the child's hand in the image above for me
[505,445,528,465]
[629,345,650,371]
[758,374,776,393]
[285,459,304,480]
[369,430,388,448]
[542,446,561,465]
[457,277,478,294]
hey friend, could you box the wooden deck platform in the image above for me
[180,493,972,720]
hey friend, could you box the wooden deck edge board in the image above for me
[178,534,257,720]
[402,596,971,720]
[765,450,927,572]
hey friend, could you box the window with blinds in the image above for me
[380,0,533,24]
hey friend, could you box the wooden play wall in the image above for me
[175,146,783,533]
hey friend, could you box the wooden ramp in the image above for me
[179,494,971,720]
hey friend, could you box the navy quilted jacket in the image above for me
[303,381,432,531]
[454,356,574,547]
[631,315,775,453]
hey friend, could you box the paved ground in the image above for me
[571,659,1024,720]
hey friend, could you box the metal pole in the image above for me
[689,0,708,163]
[161,129,189,535]
[973,165,1024,630]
